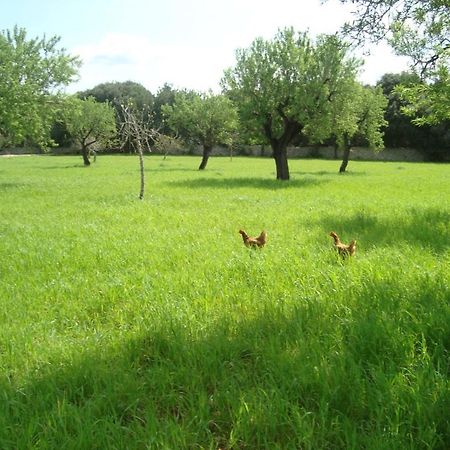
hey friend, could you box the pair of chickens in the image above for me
[239,229,356,258]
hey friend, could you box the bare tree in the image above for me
[153,132,184,160]
[119,104,154,200]
[118,103,185,199]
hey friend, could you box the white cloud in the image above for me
[68,32,233,94]
[66,0,410,96]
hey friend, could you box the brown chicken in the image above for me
[330,231,356,257]
[239,229,267,248]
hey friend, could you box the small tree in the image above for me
[162,91,239,170]
[308,82,387,172]
[63,96,117,166]
[153,133,184,160]
[118,104,154,199]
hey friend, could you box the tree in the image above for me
[329,0,450,74]
[162,91,239,170]
[328,1,449,129]
[78,81,154,111]
[79,81,154,152]
[0,26,80,149]
[118,104,154,199]
[118,104,182,199]
[152,83,177,134]
[337,85,387,172]
[62,97,117,166]
[376,71,450,160]
[376,72,424,148]
[307,80,387,172]
[222,28,360,180]
[396,65,450,126]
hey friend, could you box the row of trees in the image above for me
[1,0,449,180]
[63,30,390,179]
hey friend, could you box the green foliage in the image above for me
[355,85,388,151]
[332,0,449,137]
[308,81,387,151]
[163,91,239,148]
[0,26,80,149]
[334,0,450,75]
[396,65,450,126]
[0,156,449,448]
[375,71,450,160]
[152,83,178,134]
[62,96,117,156]
[222,28,361,148]
[78,80,154,111]
[377,72,425,147]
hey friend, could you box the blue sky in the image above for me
[2,0,410,94]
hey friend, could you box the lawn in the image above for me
[0,154,449,449]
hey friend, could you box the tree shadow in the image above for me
[2,276,448,448]
[0,182,27,191]
[39,165,86,170]
[290,170,367,177]
[145,167,198,173]
[319,207,450,253]
[170,176,329,190]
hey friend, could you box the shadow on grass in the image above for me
[170,176,329,190]
[290,170,367,177]
[38,164,89,170]
[2,276,448,448]
[319,207,450,253]
[145,167,198,173]
[0,182,28,191]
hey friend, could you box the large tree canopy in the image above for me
[222,28,361,180]
[163,92,239,170]
[0,27,80,148]
[78,80,154,111]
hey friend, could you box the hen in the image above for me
[330,231,356,257]
[239,229,267,248]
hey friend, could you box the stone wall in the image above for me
[0,144,444,162]
[189,145,429,162]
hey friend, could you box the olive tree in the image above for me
[62,96,117,165]
[162,91,239,170]
[222,28,360,180]
[0,27,80,149]
[308,81,387,172]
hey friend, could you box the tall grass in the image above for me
[0,155,449,449]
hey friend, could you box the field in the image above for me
[0,154,449,449]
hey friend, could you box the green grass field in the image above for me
[0,154,449,449]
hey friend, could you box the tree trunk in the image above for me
[138,145,145,200]
[272,145,290,180]
[198,145,212,170]
[81,145,90,166]
[339,135,351,173]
